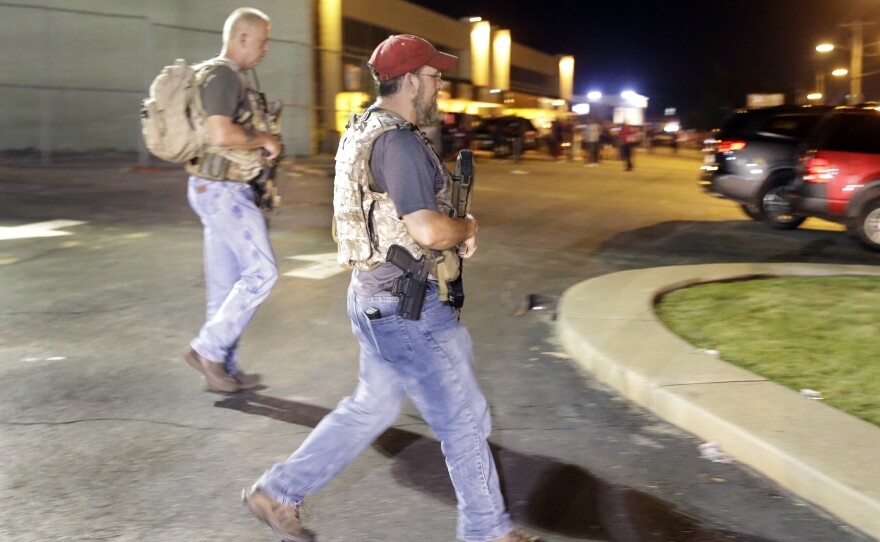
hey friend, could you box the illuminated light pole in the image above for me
[470,20,491,87]
[559,55,574,102]
[846,20,864,103]
[492,29,510,91]
[813,67,849,104]
[817,20,874,105]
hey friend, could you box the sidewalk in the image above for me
[557,263,880,541]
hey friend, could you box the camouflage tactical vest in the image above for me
[184,57,269,182]
[333,108,460,281]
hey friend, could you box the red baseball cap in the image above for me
[368,34,458,82]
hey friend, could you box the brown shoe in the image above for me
[493,528,543,542]
[202,370,262,393]
[232,370,261,389]
[242,485,315,542]
[184,348,239,393]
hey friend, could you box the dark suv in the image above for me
[471,116,540,157]
[786,105,880,251]
[700,105,833,228]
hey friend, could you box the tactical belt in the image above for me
[191,152,249,182]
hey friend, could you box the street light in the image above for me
[814,67,850,104]
[816,20,874,104]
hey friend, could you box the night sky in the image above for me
[405,0,880,127]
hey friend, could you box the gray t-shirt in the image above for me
[200,64,241,118]
[350,127,445,295]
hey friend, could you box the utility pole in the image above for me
[841,20,871,104]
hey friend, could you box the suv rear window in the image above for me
[759,114,825,139]
[718,111,770,137]
[718,107,830,139]
[815,113,880,154]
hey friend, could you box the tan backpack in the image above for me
[140,59,204,163]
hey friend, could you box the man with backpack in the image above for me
[182,7,281,394]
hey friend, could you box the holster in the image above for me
[195,153,230,181]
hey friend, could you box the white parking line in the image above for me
[0,220,86,240]
[284,252,346,280]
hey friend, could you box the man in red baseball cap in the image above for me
[369,33,459,81]
[243,33,541,542]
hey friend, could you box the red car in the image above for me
[786,105,880,251]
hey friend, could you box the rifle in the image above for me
[450,149,474,218]
[447,149,475,309]
[387,244,429,320]
[247,75,283,211]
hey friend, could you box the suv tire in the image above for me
[739,202,763,221]
[760,181,806,230]
[856,197,880,251]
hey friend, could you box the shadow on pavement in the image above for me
[588,220,880,270]
[215,393,769,541]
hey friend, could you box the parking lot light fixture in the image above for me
[816,43,835,53]
[832,68,849,77]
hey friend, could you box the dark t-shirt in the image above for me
[350,127,446,295]
[200,64,241,118]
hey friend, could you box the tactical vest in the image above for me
[185,57,269,182]
[333,108,461,282]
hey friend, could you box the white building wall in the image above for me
[0,0,313,157]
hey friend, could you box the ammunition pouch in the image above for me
[186,149,263,182]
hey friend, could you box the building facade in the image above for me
[0,0,574,161]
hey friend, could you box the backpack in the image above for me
[140,59,203,163]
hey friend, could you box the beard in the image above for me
[413,85,440,125]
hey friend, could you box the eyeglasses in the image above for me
[412,71,443,83]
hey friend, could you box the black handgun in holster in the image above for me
[387,244,429,320]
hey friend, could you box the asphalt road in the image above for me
[1,148,877,541]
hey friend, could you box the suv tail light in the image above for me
[803,156,838,183]
[717,140,746,152]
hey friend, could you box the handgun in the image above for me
[386,244,428,320]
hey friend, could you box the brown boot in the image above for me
[232,370,261,389]
[202,370,261,393]
[493,528,543,542]
[242,485,315,542]
[184,348,239,393]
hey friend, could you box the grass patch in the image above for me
[654,276,880,427]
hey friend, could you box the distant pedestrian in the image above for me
[599,124,614,160]
[562,119,575,161]
[619,124,637,171]
[508,117,524,163]
[548,119,562,159]
[583,118,600,167]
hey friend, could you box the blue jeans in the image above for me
[187,177,278,374]
[257,282,514,541]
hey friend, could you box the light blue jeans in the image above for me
[187,177,278,375]
[257,282,514,541]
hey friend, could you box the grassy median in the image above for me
[654,276,880,427]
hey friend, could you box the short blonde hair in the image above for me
[222,7,271,45]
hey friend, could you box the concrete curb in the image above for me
[557,263,880,541]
